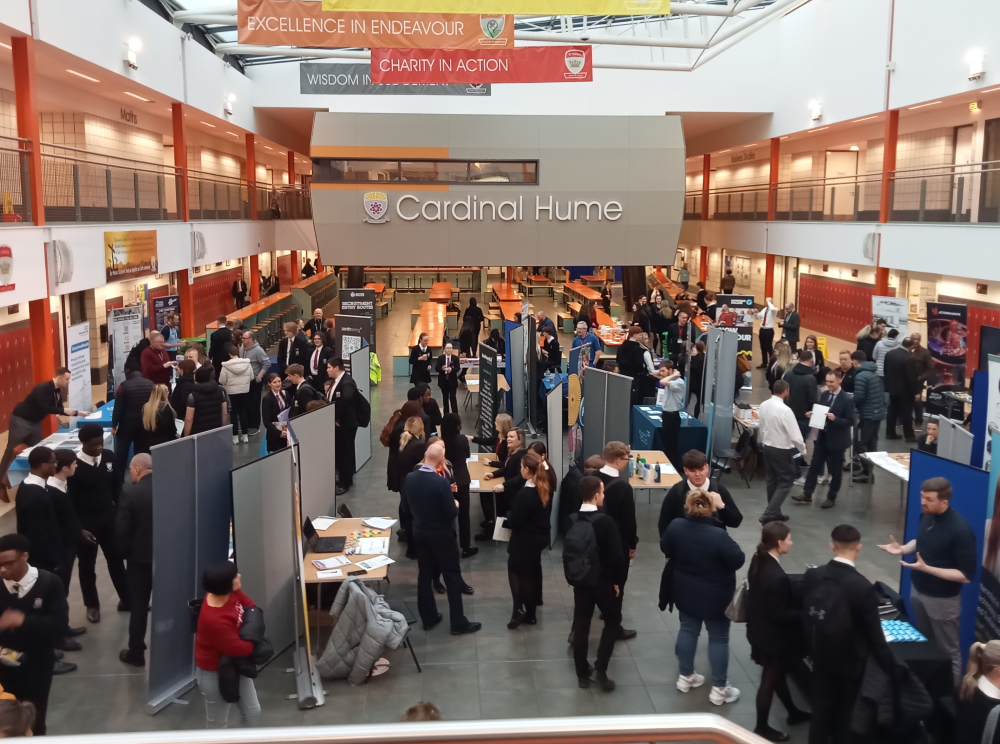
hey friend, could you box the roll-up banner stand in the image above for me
[717,294,754,390]
[477,343,500,452]
[335,314,373,379]
[546,379,564,547]
[509,325,526,427]
[152,295,180,333]
[109,304,143,394]
[503,319,518,411]
[351,342,372,470]
[339,288,377,353]
[66,322,92,414]
[873,295,908,336]
[926,302,969,416]
[287,402,338,519]
[526,314,538,432]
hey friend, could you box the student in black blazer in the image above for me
[277,321,310,379]
[441,413,476,558]
[594,442,638,640]
[793,370,855,509]
[802,525,895,744]
[481,428,527,540]
[409,333,433,385]
[746,522,811,742]
[659,449,743,536]
[15,448,63,577]
[305,332,334,388]
[231,278,248,309]
[505,452,552,629]
[325,358,361,495]
[261,374,290,453]
[435,343,461,415]
[538,328,561,375]
[208,317,234,378]
[284,365,320,419]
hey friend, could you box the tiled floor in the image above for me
[7,284,912,739]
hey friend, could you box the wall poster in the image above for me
[105,230,158,283]
[872,295,909,336]
[66,322,92,414]
[477,343,499,451]
[926,301,969,415]
[109,304,143,393]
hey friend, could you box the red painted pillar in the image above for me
[172,103,195,338]
[246,134,260,302]
[767,137,780,221]
[291,250,300,284]
[765,254,775,299]
[876,110,898,296]
[699,248,709,285]
[12,37,55,388]
[287,150,295,185]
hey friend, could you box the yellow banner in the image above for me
[105,230,158,283]
[321,0,667,16]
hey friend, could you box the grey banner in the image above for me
[546,380,564,547]
[509,326,525,427]
[288,403,339,519]
[193,427,234,577]
[351,344,372,471]
[300,62,491,96]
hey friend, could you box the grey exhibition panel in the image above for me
[546,380,564,547]
[310,113,684,267]
[288,403,338,519]
[582,367,632,461]
[710,329,740,456]
[351,343,372,471]
[232,447,297,660]
[509,325,525,428]
[938,415,974,465]
[605,372,633,447]
[194,427,235,575]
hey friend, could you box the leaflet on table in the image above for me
[357,537,389,555]
[316,569,344,579]
[466,456,478,463]
[808,404,830,429]
[312,555,351,569]
[355,555,394,571]
[469,479,480,489]
[362,517,397,530]
[84,411,103,420]
[311,516,338,530]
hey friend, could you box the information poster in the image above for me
[334,314,372,379]
[152,295,180,332]
[66,322,92,414]
[984,355,1000,471]
[477,343,499,450]
[339,288,377,352]
[978,429,1000,643]
[105,230,158,282]
[109,304,143,391]
[873,295,908,336]
[926,301,969,414]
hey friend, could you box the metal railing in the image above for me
[41,714,766,744]
[257,184,313,220]
[0,134,33,223]
[685,159,1000,225]
[188,168,250,220]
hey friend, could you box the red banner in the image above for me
[370,46,593,84]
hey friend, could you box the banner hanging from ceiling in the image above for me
[370,46,593,84]
[239,0,513,49]
[323,0,666,15]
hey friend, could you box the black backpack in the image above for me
[355,392,371,428]
[563,512,602,588]
[803,569,853,662]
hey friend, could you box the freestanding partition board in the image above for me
[288,403,338,519]
[510,325,525,427]
[582,367,632,461]
[546,380,564,546]
[351,343,372,471]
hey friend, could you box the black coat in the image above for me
[404,469,457,539]
[47,484,80,563]
[187,380,227,434]
[423,398,442,437]
[116,474,153,564]
[386,417,406,492]
[15,483,62,572]
[815,389,854,451]
[290,381,321,419]
[783,363,818,421]
[147,403,177,447]
[112,374,154,430]
[781,310,800,344]
[0,569,67,694]
[463,304,485,336]
[857,334,879,362]
[539,337,561,374]
[661,516,745,621]
[442,431,471,488]
[397,439,428,513]
[11,381,65,422]
[658,476,743,537]
[303,318,325,337]
[596,471,637,556]
[278,335,311,377]
[305,344,335,386]
[231,280,247,302]
[261,390,290,452]
[884,346,919,398]
[170,373,196,420]
[327,373,360,429]
[746,552,803,662]
[436,354,460,392]
[957,688,1000,744]
[209,327,234,367]
[409,345,433,384]
[506,485,550,557]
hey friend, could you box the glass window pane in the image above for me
[469,161,537,184]
[343,160,399,182]
[400,161,468,183]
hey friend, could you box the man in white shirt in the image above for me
[758,379,806,525]
[755,297,778,369]
[658,361,686,471]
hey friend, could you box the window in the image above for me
[313,158,538,185]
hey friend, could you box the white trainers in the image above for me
[709,684,741,705]
[676,672,705,692]
[232,435,239,445]
[241,434,249,443]
[818,474,832,485]
[793,476,806,486]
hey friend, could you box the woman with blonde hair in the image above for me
[958,640,1000,743]
[767,340,793,392]
[397,416,427,559]
[505,451,552,628]
[142,384,177,447]
[0,698,36,737]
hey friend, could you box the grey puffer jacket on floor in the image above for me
[316,577,408,685]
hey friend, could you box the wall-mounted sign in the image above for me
[364,193,623,223]
[105,230,158,283]
[66,322,92,414]
[300,62,490,96]
[0,245,14,293]
[323,0,667,16]
[371,46,593,84]
[120,108,138,125]
[730,151,755,163]
[240,0,512,49]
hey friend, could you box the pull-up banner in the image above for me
[371,46,593,85]
[323,0,667,16]
[240,0,514,49]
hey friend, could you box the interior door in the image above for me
[825,151,859,219]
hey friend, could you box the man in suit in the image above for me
[803,525,894,744]
[231,276,248,309]
[0,532,70,734]
[116,453,153,667]
[208,316,234,379]
[305,332,334,389]
[285,365,321,419]
[593,441,637,641]
[884,337,919,442]
[779,302,800,351]
[409,332,433,385]
[278,321,310,379]
[47,449,89,652]
[325,358,359,496]
[404,442,481,636]
[793,370,855,509]
[304,307,325,337]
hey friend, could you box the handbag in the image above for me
[725,579,748,623]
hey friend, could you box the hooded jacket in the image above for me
[856,325,880,362]
[238,341,270,379]
[782,363,819,421]
[853,361,886,420]
[219,357,253,395]
[872,336,900,376]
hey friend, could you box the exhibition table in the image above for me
[628,449,681,502]
[861,451,910,506]
[8,424,114,487]
[630,405,707,454]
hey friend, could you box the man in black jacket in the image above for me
[594,441,638,641]
[0,532,69,735]
[404,443,481,636]
[779,302,800,351]
[14,447,61,578]
[793,370,855,509]
[0,368,82,502]
[304,307,325,337]
[884,337,919,442]
[69,424,129,624]
[278,321,310,379]
[285,365,321,419]
[567,476,626,691]
[47,449,88,653]
[231,277,248,309]
[803,525,894,744]
[783,350,819,469]
[325,358,360,496]
[658,449,744,535]
[111,367,154,482]
[117,453,153,667]
[209,316,234,378]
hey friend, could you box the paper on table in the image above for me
[469,479,480,489]
[355,555,395,571]
[316,569,343,579]
[357,537,389,555]
[362,517,397,530]
[466,456,478,464]
[660,463,678,474]
[84,411,103,420]
[493,517,512,542]
[311,517,338,531]
[312,555,350,569]
[809,404,830,429]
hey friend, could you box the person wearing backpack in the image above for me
[594,441,639,641]
[564,476,626,692]
[325,358,365,497]
[662,489,745,706]
[802,524,894,744]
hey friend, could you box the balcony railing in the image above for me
[0,135,33,224]
[257,184,313,220]
[684,159,1000,225]
[188,168,250,221]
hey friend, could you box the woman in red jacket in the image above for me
[195,562,261,728]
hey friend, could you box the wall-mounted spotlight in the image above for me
[123,37,142,70]
[968,48,986,81]
[224,93,236,116]
[808,99,823,122]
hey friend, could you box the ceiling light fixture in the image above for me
[66,69,100,83]
[124,91,151,102]
[852,115,877,123]
[811,126,829,132]
[908,100,942,109]
[982,86,1000,94]
[0,42,10,51]
[264,146,274,150]
[227,131,240,138]
[202,122,216,128]
[743,144,755,148]
[850,145,860,151]
[780,136,789,139]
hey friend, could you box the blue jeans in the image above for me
[676,610,731,688]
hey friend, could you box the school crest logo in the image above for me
[363,192,389,224]
[564,49,587,79]
[479,16,507,46]
[0,245,13,292]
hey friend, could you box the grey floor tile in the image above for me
[478,660,536,691]
[480,688,542,719]
[589,685,654,715]
[534,687,599,717]
[529,658,582,689]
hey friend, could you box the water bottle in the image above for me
[627,455,634,478]
[654,464,661,483]
[643,463,653,484]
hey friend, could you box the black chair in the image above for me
[387,599,422,673]
[710,428,756,487]
[337,503,353,519]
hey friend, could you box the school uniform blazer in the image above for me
[409,345,433,384]
[435,354,460,392]
[261,390,290,451]
[277,335,311,377]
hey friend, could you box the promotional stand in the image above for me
[288,403,338,517]
[509,325,526,427]
[581,367,632,460]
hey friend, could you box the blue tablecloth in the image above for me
[541,373,569,399]
[630,405,708,453]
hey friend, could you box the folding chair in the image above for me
[387,599,422,673]
[711,428,756,487]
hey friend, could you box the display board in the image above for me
[109,304,143,391]
[708,328,740,455]
[873,295,908,336]
[509,325,525,427]
[978,429,1000,643]
[980,326,1000,372]
[287,402,338,519]
[351,343,372,470]
[477,342,499,451]
[926,301,969,414]
[232,448,296,661]
[582,367,631,460]
[717,294,754,389]
[339,288,377,352]
[939,415,974,465]
[334,314,373,378]
[526,313,538,430]
[546,379,564,547]
[66,322,92,414]
[152,295,180,332]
